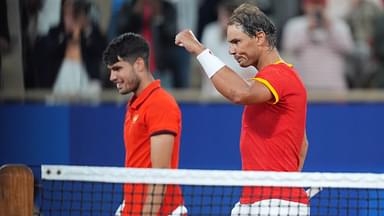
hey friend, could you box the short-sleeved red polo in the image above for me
[240,63,309,204]
[122,80,183,215]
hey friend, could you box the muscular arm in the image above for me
[298,131,308,171]
[210,68,273,104]
[175,30,273,105]
[142,134,174,215]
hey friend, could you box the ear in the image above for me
[133,57,146,72]
[255,31,267,45]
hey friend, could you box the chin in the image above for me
[118,89,130,95]
[239,62,250,68]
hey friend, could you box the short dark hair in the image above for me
[102,32,150,66]
[228,3,277,48]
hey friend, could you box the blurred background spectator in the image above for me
[344,0,382,88]
[200,0,257,97]
[0,0,10,88]
[370,2,384,87]
[32,0,107,97]
[282,0,354,91]
[20,0,43,89]
[116,0,190,89]
[0,0,384,98]
[196,0,220,41]
[0,0,10,54]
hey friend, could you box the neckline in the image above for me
[273,60,293,67]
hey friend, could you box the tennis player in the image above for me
[103,33,187,216]
[175,3,309,216]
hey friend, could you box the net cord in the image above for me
[41,165,384,189]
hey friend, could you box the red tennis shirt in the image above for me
[122,80,184,215]
[240,62,309,204]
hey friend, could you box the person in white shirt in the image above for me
[282,0,354,91]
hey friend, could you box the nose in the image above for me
[228,44,236,56]
[109,71,117,82]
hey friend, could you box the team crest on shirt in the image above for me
[132,114,139,123]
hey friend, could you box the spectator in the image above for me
[20,0,43,88]
[282,0,354,91]
[345,0,382,88]
[117,0,190,89]
[34,0,107,96]
[0,0,10,87]
[196,0,220,41]
[370,4,384,87]
[200,0,257,97]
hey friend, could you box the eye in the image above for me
[111,66,122,72]
[229,39,239,45]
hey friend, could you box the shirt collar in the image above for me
[129,80,161,110]
[274,60,293,68]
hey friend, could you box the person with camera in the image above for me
[34,0,107,96]
[282,0,354,91]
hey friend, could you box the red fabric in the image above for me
[240,63,309,204]
[122,80,183,215]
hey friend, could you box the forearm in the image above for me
[144,134,174,215]
[195,49,247,102]
[210,67,252,104]
[175,29,271,104]
[142,184,166,215]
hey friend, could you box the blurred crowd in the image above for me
[0,0,384,98]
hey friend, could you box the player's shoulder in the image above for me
[257,63,300,83]
[148,88,180,109]
[258,63,288,74]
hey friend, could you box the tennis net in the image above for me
[36,165,384,216]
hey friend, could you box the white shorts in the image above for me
[231,199,310,216]
[114,200,188,216]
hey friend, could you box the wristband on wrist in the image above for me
[196,49,225,78]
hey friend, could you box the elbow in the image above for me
[229,90,249,105]
[232,96,245,105]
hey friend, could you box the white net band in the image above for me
[42,165,384,189]
[37,165,384,216]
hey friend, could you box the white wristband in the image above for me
[196,49,225,78]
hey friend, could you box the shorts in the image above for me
[231,199,309,216]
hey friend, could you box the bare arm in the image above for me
[142,134,174,215]
[298,131,308,171]
[211,71,273,104]
[175,30,273,105]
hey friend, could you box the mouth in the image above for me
[235,56,243,63]
[115,82,123,90]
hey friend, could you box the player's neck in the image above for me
[134,73,155,96]
[256,48,281,70]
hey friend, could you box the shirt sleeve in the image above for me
[145,98,181,136]
[253,67,291,104]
